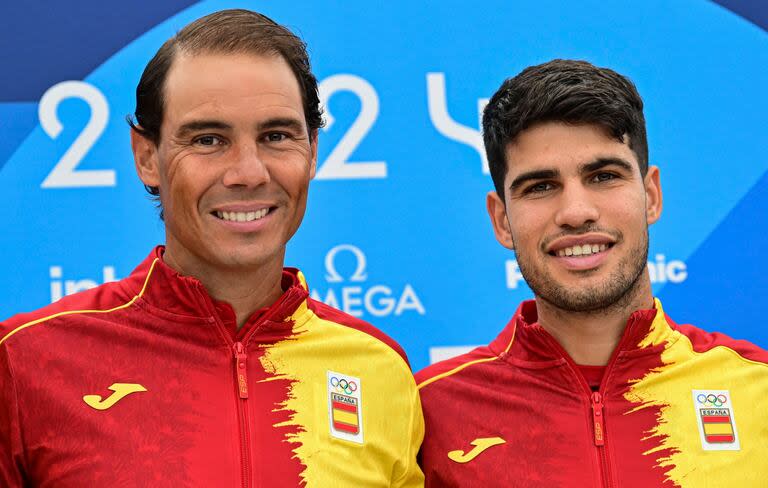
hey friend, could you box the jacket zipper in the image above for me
[235,342,249,399]
[233,341,251,488]
[538,318,638,488]
[222,320,269,488]
[202,288,254,488]
[590,392,605,446]
[584,316,638,488]
[590,391,611,487]
[200,286,301,487]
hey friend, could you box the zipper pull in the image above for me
[234,342,249,399]
[591,391,605,446]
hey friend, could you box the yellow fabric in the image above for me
[259,304,425,487]
[625,300,768,486]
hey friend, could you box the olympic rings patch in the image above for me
[330,376,359,395]
[696,393,728,408]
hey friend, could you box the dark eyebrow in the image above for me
[176,120,232,138]
[509,169,560,193]
[175,117,307,139]
[257,117,307,135]
[580,157,635,174]
[508,157,636,193]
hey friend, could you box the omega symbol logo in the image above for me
[311,244,425,318]
[325,244,368,283]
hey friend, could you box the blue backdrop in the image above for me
[2,1,766,370]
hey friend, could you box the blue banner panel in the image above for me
[1,0,766,370]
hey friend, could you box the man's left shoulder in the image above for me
[305,296,411,367]
[670,317,768,366]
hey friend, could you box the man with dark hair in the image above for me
[416,59,768,486]
[0,10,423,486]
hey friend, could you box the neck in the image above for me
[162,246,285,329]
[534,275,654,366]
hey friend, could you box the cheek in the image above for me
[608,194,647,224]
[271,163,312,198]
[164,167,189,206]
[161,157,213,215]
[158,152,183,196]
[507,205,548,243]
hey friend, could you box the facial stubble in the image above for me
[514,227,650,315]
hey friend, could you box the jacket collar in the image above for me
[120,247,310,336]
[489,298,678,364]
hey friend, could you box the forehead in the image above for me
[504,122,639,176]
[162,52,304,123]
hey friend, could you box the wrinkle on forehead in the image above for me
[159,52,307,142]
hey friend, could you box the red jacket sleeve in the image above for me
[0,343,26,487]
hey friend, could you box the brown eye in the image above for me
[194,135,223,146]
[593,172,616,183]
[265,132,288,142]
[526,182,553,194]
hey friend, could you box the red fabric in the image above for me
[415,300,768,487]
[578,365,606,390]
[0,247,415,487]
[0,249,306,486]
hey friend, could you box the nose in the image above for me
[221,141,270,188]
[553,183,600,229]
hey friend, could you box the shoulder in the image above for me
[0,252,162,348]
[670,316,768,366]
[415,346,500,392]
[305,296,411,367]
[1,279,135,347]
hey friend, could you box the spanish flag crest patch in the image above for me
[327,371,364,444]
[692,389,740,451]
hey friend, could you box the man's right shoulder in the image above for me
[0,279,133,346]
[415,346,501,393]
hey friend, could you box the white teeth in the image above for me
[556,243,610,257]
[215,208,269,222]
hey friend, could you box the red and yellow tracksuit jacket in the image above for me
[416,299,768,487]
[0,248,424,487]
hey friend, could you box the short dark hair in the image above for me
[128,9,324,198]
[482,59,648,199]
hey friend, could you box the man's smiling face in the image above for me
[133,52,317,274]
[487,121,662,312]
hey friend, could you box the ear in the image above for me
[308,129,318,179]
[644,165,663,225]
[487,191,515,251]
[130,128,161,188]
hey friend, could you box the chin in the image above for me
[215,251,264,266]
[220,246,281,268]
